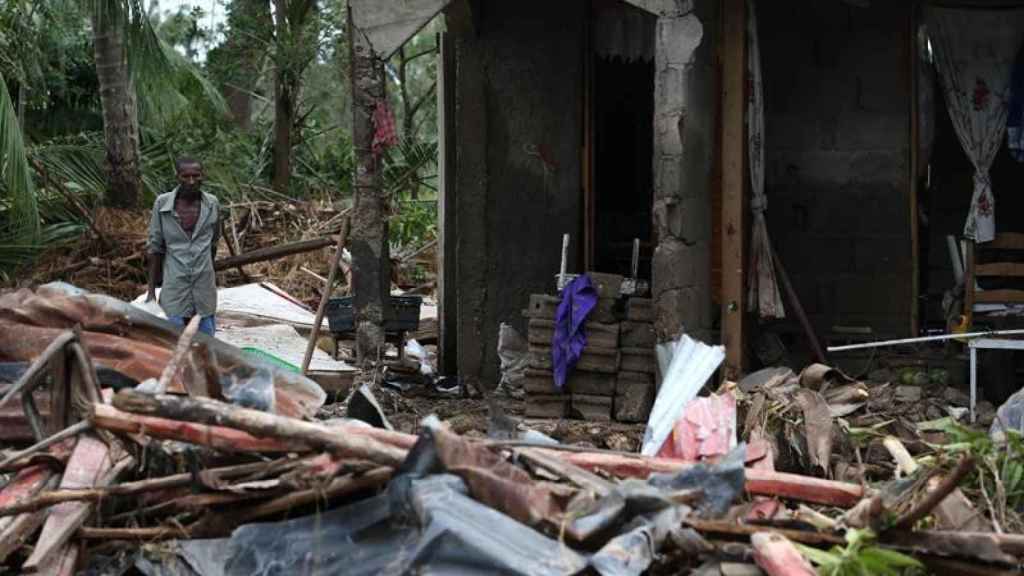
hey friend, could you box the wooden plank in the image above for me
[975,262,1024,277]
[0,463,59,562]
[349,0,452,60]
[23,434,112,572]
[720,0,747,379]
[987,233,1024,250]
[975,290,1024,304]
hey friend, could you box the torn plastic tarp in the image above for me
[138,474,589,576]
[0,283,325,418]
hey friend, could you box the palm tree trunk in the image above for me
[92,9,141,208]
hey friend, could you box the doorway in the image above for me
[586,0,656,279]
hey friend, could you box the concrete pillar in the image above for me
[651,2,714,343]
[349,10,392,363]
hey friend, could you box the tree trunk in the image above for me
[271,0,292,194]
[348,8,390,364]
[92,10,141,209]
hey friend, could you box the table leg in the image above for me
[970,345,977,423]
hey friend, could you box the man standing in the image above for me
[146,157,220,336]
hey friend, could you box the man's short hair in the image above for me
[175,156,201,173]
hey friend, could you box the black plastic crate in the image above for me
[325,295,422,334]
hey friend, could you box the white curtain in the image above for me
[746,0,784,319]
[926,6,1024,243]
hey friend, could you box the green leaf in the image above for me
[859,547,923,569]
[795,543,841,567]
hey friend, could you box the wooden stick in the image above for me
[303,217,350,374]
[90,402,309,453]
[156,316,201,395]
[111,390,406,467]
[0,421,91,473]
[688,519,844,547]
[232,466,391,525]
[891,455,976,531]
[214,236,337,271]
[771,243,826,363]
[0,458,302,518]
[0,331,75,412]
[78,526,191,541]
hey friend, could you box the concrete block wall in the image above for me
[760,0,913,336]
[450,0,584,389]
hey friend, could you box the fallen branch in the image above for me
[214,237,336,271]
[112,390,406,467]
[890,455,977,531]
[78,526,191,541]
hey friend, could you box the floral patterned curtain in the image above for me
[746,0,784,319]
[925,6,1024,243]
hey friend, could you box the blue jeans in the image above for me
[168,315,216,336]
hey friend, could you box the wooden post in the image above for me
[348,7,391,364]
[721,0,747,379]
[302,218,351,374]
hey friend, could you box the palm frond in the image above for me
[0,71,39,244]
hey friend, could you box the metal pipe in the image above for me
[827,328,1024,352]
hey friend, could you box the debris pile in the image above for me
[523,272,657,424]
[0,285,1022,575]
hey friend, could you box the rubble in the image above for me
[0,285,1020,574]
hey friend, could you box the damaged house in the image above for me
[348,0,1024,404]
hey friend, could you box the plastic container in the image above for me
[325,295,422,334]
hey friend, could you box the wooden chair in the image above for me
[965,232,1024,420]
[965,232,1024,327]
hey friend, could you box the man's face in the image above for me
[177,163,203,194]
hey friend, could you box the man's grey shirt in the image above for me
[147,188,220,318]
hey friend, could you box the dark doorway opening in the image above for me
[589,2,655,279]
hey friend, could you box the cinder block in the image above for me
[587,272,624,299]
[571,394,612,421]
[567,370,616,396]
[620,347,656,374]
[620,321,656,348]
[529,345,619,374]
[525,294,559,320]
[529,319,619,350]
[615,376,656,423]
[528,345,552,370]
[586,322,620,349]
[523,368,558,394]
[591,297,621,323]
[576,346,620,374]
[626,298,654,322]
[527,319,555,345]
[526,394,568,419]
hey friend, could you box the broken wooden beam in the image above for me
[112,390,407,466]
[0,465,61,563]
[213,236,336,271]
[891,455,976,531]
[90,402,309,453]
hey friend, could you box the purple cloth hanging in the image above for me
[552,274,598,389]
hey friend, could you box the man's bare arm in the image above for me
[147,253,164,301]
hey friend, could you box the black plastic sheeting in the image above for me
[137,474,588,576]
[134,430,746,576]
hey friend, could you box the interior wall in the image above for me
[761,0,913,337]
[450,0,585,388]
